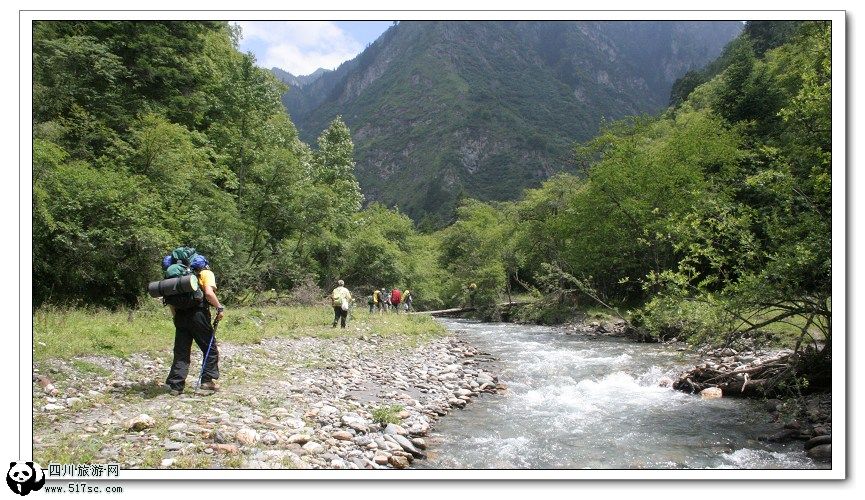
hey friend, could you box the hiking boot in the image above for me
[199,381,220,392]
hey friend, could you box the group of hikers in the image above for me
[153,246,419,395]
[328,281,414,328]
[368,287,413,314]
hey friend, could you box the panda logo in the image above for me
[6,462,45,496]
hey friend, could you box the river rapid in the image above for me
[420,319,827,470]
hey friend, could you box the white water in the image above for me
[420,320,826,470]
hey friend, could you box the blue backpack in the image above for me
[161,247,204,309]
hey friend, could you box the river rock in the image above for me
[373,453,390,465]
[261,432,279,445]
[332,430,353,441]
[168,423,188,432]
[341,414,369,432]
[288,434,311,445]
[410,438,426,449]
[391,434,426,458]
[125,414,156,431]
[804,435,831,450]
[160,458,175,468]
[43,403,64,411]
[388,455,410,469]
[302,441,325,454]
[284,418,305,430]
[700,387,723,400]
[235,428,259,446]
[319,405,339,417]
[384,423,407,436]
[806,444,832,461]
[163,440,183,451]
[213,443,240,454]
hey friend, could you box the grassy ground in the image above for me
[33,303,446,361]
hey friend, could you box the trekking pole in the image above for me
[196,317,219,391]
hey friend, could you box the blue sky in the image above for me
[233,21,394,76]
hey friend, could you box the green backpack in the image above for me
[163,247,204,309]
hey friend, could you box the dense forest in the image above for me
[33,21,831,380]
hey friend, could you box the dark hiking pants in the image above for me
[166,307,219,390]
[332,306,348,328]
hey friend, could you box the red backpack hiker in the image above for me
[390,288,402,305]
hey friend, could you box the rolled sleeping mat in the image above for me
[147,274,200,298]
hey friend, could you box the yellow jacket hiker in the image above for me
[331,280,352,328]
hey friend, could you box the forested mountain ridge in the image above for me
[279,20,743,224]
[272,66,330,88]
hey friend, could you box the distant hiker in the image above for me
[373,288,382,314]
[468,282,478,307]
[367,293,375,314]
[331,279,352,328]
[165,253,224,395]
[391,288,402,314]
[381,288,390,312]
[404,289,413,312]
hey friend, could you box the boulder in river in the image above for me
[700,387,723,400]
[806,444,831,461]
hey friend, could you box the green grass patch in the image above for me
[36,433,104,464]
[371,404,404,425]
[70,359,112,377]
[34,305,447,361]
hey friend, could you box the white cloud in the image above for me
[234,21,363,76]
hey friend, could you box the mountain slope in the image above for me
[281,21,743,223]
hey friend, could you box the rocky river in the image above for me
[33,318,829,470]
[419,319,830,470]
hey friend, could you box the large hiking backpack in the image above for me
[162,247,204,310]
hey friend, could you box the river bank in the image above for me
[33,307,502,469]
[557,315,832,463]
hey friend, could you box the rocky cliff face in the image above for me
[278,20,743,223]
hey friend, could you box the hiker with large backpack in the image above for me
[331,279,352,328]
[390,287,402,314]
[160,247,225,395]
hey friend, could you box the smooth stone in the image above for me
[288,434,311,445]
[332,431,353,441]
[125,414,156,431]
[388,455,410,469]
[163,441,183,451]
[804,435,832,450]
[160,458,175,468]
[302,441,325,454]
[384,423,407,435]
[806,444,832,461]
[235,428,259,446]
[391,434,426,458]
[700,387,723,400]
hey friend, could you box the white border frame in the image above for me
[18,9,846,481]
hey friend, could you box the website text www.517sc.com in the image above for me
[43,483,123,494]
